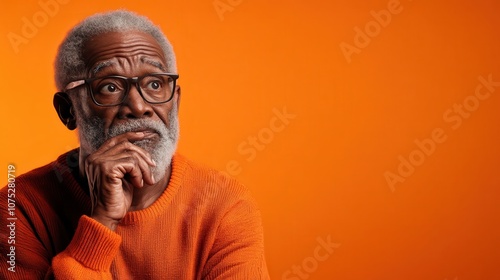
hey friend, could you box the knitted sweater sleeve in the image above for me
[0,185,121,279]
[0,186,50,279]
[202,193,270,280]
[50,215,122,279]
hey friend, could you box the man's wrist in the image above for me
[91,214,120,231]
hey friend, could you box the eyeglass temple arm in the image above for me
[65,80,85,91]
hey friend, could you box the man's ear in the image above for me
[53,92,77,130]
[175,85,181,112]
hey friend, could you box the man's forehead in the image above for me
[90,57,167,76]
[83,30,167,74]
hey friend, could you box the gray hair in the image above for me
[55,10,177,91]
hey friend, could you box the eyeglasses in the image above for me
[64,73,179,106]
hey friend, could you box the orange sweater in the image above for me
[0,150,269,279]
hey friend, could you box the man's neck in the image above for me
[129,167,171,211]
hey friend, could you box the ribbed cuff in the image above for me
[66,215,122,271]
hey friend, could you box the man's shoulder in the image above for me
[1,150,79,198]
[175,154,254,202]
[179,154,245,185]
[17,150,77,183]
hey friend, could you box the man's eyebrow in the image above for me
[90,59,167,75]
[141,57,167,72]
[91,61,115,76]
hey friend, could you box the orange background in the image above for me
[1,0,499,279]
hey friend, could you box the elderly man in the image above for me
[0,10,269,279]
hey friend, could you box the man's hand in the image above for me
[85,131,156,230]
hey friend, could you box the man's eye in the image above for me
[147,81,162,91]
[98,83,120,94]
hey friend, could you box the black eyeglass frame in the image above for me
[63,72,179,107]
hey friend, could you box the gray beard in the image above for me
[76,107,179,182]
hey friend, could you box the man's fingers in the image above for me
[88,151,154,188]
[105,146,155,185]
[114,159,146,188]
[111,142,156,168]
[96,132,156,167]
[120,151,155,186]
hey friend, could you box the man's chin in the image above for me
[132,138,158,152]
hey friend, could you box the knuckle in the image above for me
[119,141,136,152]
[104,137,117,146]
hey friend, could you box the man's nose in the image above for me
[119,83,153,119]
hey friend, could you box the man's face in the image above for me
[72,30,180,180]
